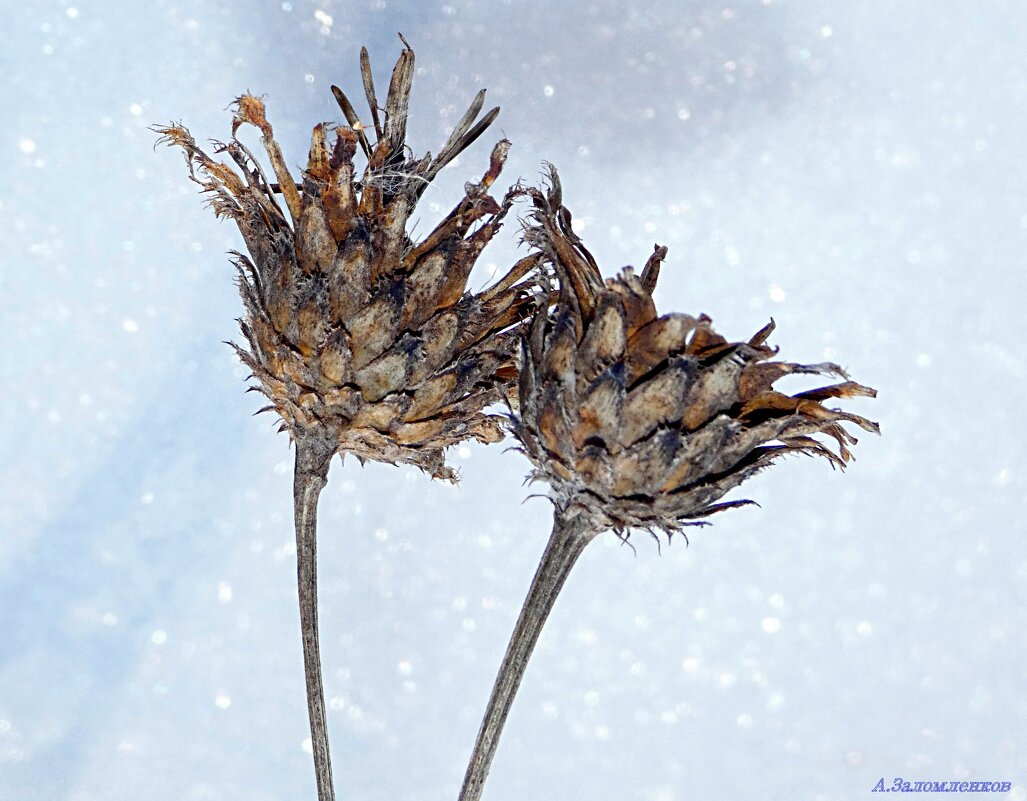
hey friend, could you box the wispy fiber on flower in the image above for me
[457,165,878,801]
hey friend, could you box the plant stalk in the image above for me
[457,513,595,801]
[294,435,337,801]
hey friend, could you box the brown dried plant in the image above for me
[457,167,879,801]
[155,41,539,801]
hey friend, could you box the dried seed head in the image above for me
[156,43,541,480]
[515,166,879,534]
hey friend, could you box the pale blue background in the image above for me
[1,2,1024,800]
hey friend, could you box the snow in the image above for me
[1,2,1024,800]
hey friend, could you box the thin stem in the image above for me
[458,513,595,801]
[294,436,337,801]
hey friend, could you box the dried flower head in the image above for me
[155,41,539,480]
[457,167,879,801]
[516,167,880,534]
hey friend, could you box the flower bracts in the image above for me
[156,43,540,480]
[516,167,879,533]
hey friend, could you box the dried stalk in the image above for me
[458,513,594,801]
[293,434,336,801]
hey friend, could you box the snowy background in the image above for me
[2,1,1025,800]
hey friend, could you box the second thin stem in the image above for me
[458,513,595,801]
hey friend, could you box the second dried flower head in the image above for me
[518,167,880,533]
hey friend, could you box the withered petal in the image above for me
[620,356,693,446]
[577,293,628,387]
[625,312,699,386]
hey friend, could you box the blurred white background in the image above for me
[1,2,1024,800]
